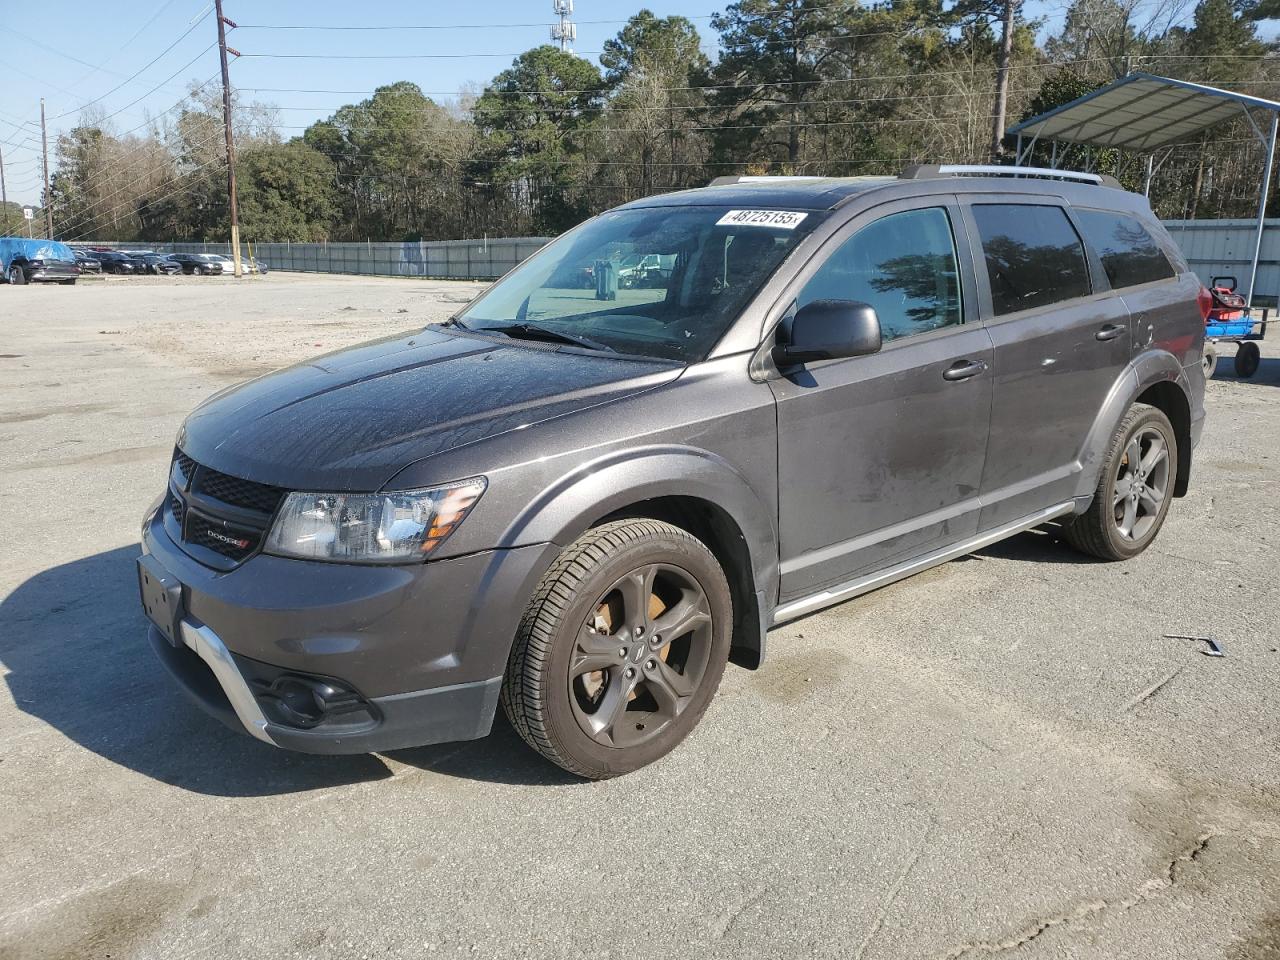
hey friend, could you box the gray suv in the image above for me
[139,166,1206,778]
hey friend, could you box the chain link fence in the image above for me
[124,238,550,281]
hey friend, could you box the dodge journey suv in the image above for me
[140,166,1205,778]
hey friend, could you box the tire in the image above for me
[1202,342,1218,379]
[1062,403,1178,561]
[502,519,733,779]
[196,265,208,276]
[1234,341,1261,378]
[8,265,25,285]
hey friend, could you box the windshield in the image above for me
[458,205,825,362]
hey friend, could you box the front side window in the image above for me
[797,207,962,341]
[459,206,826,362]
[972,204,1091,315]
[1074,209,1176,289]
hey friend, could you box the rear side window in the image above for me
[798,207,962,341]
[972,204,1091,315]
[1074,210,1175,289]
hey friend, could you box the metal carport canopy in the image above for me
[1007,72,1280,305]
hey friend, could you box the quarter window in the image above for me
[972,204,1091,315]
[1074,210,1176,289]
[797,207,962,341]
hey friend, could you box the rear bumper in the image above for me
[140,506,555,753]
[29,265,78,281]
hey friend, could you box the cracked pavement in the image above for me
[1,274,1278,959]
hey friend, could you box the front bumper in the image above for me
[141,507,556,753]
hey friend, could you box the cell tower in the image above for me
[551,0,576,53]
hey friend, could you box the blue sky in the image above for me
[0,0,1206,206]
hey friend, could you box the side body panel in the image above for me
[956,197,1136,529]
[757,195,995,600]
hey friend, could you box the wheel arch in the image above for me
[1074,350,1194,503]
[499,446,778,670]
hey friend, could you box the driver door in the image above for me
[770,200,994,602]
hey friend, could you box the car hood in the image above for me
[177,326,683,491]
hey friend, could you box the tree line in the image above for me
[35,0,1280,244]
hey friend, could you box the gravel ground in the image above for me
[1,273,1277,960]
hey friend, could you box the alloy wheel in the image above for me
[568,563,714,749]
[1113,426,1170,541]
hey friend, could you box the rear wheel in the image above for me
[1062,403,1177,561]
[1202,342,1218,379]
[502,519,732,779]
[1235,341,1261,378]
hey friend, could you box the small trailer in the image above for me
[1203,276,1268,378]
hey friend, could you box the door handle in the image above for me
[1095,323,1126,341]
[942,358,987,381]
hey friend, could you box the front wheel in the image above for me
[8,265,25,285]
[502,519,732,779]
[1062,403,1178,561]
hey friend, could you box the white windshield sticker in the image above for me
[716,209,809,230]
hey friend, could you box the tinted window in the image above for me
[798,207,962,341]
[972,204,1091,315]
[1074,210,1175,289]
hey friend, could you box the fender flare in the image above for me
[1071,348,1192,502]
[499,444,779,664]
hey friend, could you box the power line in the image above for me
[48,15,212,121]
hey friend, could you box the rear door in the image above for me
[771,198,994,602]
[962,200,1132,529]
[1071,208,1202,369]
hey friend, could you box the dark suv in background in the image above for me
[140,166,1205,778]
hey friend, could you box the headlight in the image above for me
[264,477,487,564]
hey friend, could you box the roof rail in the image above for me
[708,175,829,186]
[900,164,1121,188]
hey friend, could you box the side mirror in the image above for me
[774,299,882,366]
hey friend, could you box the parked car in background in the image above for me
[166,253,223,276]
[129,252,181,275]
[0,238,79,285]
[139,167,1205,779]
[201,252,268,275]
[95,251,137,275]
[73,250,101,274]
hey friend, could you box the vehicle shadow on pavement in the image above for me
[974,527,1102,564]
[0,545,570,795]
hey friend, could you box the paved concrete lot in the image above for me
[1,274,1278,960]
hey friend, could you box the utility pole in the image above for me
[989,0,1016,162]
[40,98,53,239]
[0,141,7,209]
[214,0,243,277]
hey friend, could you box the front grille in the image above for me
[196,467,285,514]
[167,491,186,526]
[174,451,196,484]
[187,513,260,561]
[168,449,287,567]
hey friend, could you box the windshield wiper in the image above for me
[479,321,616,353]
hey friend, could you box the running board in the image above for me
[771,501,1076,625]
